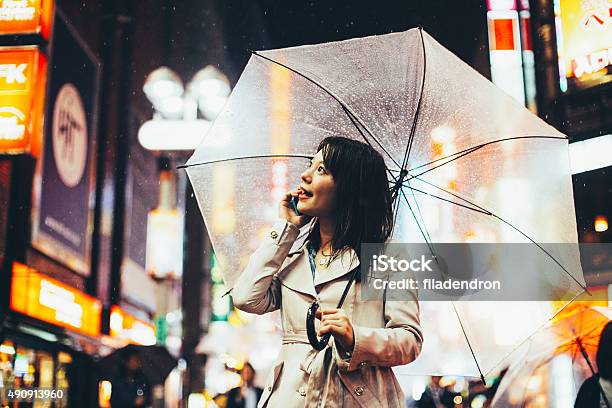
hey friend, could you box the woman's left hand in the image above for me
[316,308,355,353]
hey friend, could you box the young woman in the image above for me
[231,136,422,407]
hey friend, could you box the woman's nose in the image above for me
[301,169,311,183]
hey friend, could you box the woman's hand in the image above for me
[316,308,355,353]
[279,188,311,228]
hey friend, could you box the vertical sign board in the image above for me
[486,0,527,105]
[31,12,100,276]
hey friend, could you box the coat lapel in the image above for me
[277,242,361,297]
[313,247,360,287]
[277,249,317,298]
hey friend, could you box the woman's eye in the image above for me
[317,166,325,173]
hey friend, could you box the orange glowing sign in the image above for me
[0,46,47,155]
[557,0,612,87]
[10,262,102,337]
[109,305,156,345]
[0,0,53,39]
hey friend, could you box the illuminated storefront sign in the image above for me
[145,207,183,279]
[10,262,102,337]
[556,0,612,90]
[0,46,46,154]
[0,0,53,39]
[109,305,156,345]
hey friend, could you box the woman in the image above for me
[231,136,423,407]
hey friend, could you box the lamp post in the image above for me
[140,65,230,406]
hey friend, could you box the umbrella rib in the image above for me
[403,184,491,215]
[398,187,488,386]
[405,179,433,244]
[408,135,568,175]
[410,145,482,179]
[398,187,438,256]
[485,290,585,381]
[409,176,590,293]
[251,51,402,170]
[392,27,426,223]
[341,105,402,184]
[451,301,487,385]
[177,153,314,169]
[491,213,589,293]
[400,26,427,177]
[340,104,409,229]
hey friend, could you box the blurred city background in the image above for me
[0,0,610,407]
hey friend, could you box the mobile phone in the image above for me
[290,195,301,216]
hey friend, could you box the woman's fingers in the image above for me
[315,307,354,350]
[316,308,345,319]
[317,321,349,336]
[317,309,350,330]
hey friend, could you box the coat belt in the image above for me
[281,331,310,344]
[280,331,343,407]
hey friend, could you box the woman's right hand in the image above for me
[279,188,311,228]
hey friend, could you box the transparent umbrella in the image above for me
[491,306,612,407]
[182,28,586,381]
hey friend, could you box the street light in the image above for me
[143,66,185,119]
[189,65,231,120]
[138,65,231,150]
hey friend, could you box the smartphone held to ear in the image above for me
[291,196,301,216]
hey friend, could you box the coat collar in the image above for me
[278,240,360,298]
[313,245,360,287]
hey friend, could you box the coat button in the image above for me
[267,385,272,391]
[298,386,306,396]
[270,231,278,239]
[354,386,364,396]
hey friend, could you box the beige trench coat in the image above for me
[231,220,423,407]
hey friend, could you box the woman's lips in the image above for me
[298,193,310,200]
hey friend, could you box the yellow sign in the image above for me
[558,0,612,87]
[109,305,156,345]
[0,46,46,155]
[0,0,53,38]
[10,262,102,337]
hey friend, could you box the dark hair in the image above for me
[597,321,612,379]
[308,136,394,262]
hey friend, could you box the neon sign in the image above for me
[556,0,612,89]
[0,47,46,154]
[10,262,102,337]
[0,0,53,39]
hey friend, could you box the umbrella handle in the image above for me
[306,302,332,351]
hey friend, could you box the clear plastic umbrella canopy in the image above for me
[491,306,612,407]
[184,28,586,379]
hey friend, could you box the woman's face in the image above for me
[297,150,336,217]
